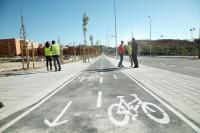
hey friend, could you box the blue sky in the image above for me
[0,0,200,46]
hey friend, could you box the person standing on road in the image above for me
[131,38,139,68]
[0,102,3,108]
[118,41,125,67]
[51,40,61,71]
[44,41,52,71]
[128,41,133,67]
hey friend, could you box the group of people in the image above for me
[118,38,139,68]
[44,40,61,71]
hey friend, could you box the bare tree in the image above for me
[19,15,28,69]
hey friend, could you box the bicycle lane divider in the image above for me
[96,56,104,116]
[120,69,200,133]
[96,91,102,108]
[113,74,117,80]
[0,58,100,132]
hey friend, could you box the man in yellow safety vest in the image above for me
[44,41,52,71]
[51,40,61,71]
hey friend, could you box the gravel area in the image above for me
[0,61,46,77]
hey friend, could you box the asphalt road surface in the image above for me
[125,56,200,78]
[1,56,198,133]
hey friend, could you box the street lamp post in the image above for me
[190,28,195,59]
[199,28,200,39]
[114,0,118,58]
[148,16,152,56]
[106,28,109,55]
[160,35,163,40]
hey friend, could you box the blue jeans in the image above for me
[52,55,61,71]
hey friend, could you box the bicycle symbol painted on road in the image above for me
[108,94,170,126]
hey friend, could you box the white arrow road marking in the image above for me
[100,77,103,83]
[44,101,72,127]
[97,91,102,108]
[113,74,117,79]
[79,76,85,82]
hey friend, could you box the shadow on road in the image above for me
[86,67,119,73]
[86,67,134,73]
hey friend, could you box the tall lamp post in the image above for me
[160,35,163,40]
[190,28,195,59]
[106,28,109,55]
[148,16,152,56]
[199,28,200,39]
[114,0,118,58]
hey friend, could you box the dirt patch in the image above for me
[0,61,46,77]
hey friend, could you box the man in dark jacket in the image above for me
[0,102,4,108]
[131,38,139,68]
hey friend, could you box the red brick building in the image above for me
[0,38,39,57]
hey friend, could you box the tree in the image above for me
[82,13,89,45]
[89,34,94,45]
[19,15,28,69]
[82,13,89,62]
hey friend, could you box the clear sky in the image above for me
[0,0,200,47]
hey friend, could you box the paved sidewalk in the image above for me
[0,58,98,121]
[106,56,200,125]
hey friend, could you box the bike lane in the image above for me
[1,56,198,133]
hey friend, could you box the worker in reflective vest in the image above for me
[44,41,52,71]
[51,40,61,71]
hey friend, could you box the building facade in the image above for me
[0,38,39,57]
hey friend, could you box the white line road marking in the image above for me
[101,56,103,67]
[44,101,72,127]
[100,56,104,75]
[184,67,198,69]
[100,77,103,83]
[121,70,200,133]
[159,63,166,65]
[113,74,117,79]
[97,91,102,108]
[169,65,176,67]
[96,114,102,117]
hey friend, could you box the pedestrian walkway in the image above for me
[0,58,98,121]
[106,56,200,125]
